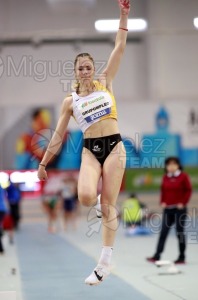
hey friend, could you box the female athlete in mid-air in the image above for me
[37,0,130,285]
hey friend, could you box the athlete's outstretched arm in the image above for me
[37,96,72,180]
[102,0,131,85]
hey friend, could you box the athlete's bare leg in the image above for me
[101,141,126,246]
[78,148,102,207]
[85,142,126,285]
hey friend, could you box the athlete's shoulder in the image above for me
[62,94,73,112]
[93,79,104,89]
[94,79,113,94]
[64,93,73,103]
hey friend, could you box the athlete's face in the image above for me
[75,57,95,85]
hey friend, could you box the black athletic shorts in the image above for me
[83,133,122,166]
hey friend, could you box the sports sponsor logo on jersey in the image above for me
[82,102,110,117]
[85,108,111,122]
[81,95,104,109]
[78,91,112,123]
[81,101,88,108]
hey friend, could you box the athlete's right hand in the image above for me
[118,0,131,15]
[37,165,48,181]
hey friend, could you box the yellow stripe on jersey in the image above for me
[93,80,118,121]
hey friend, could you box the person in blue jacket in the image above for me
[0,184,7,254]
[6,180,22,230]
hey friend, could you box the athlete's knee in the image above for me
[78,190,96,207]
[101,202,118,219]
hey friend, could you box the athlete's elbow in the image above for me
[48,132,64,154]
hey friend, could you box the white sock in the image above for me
[98,246,113,267]
[93,194,101,212]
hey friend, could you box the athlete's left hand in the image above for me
[118,0,131,15]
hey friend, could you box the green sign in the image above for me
[125,167,198,192]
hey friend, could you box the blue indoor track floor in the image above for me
[15,224,151,300]
[0,198,198,300]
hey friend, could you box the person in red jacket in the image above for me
[147,157,192,264]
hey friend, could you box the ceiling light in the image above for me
[194,18,198,29]
[95,19,148,32]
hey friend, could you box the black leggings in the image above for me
[83,133,122,166]
[9,203,20,229]
[155,208,187,260]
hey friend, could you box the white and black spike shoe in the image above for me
[85,264,110,286]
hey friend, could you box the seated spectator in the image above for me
[121,193,150,236]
